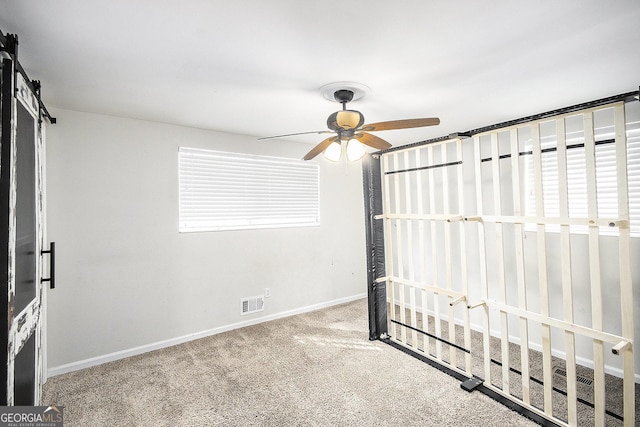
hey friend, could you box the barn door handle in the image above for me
[41,242,55,289]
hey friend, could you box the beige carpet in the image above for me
[43,298,537,426]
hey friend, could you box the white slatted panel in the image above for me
[456,139,472,375]
[382,154,396,338]
[428,146,443,359]
[627,120,640,231]
[556,118,578,425]
[179,147,319,232]
[531,123,554,416]
[525,118,640,236]
[377,100,638,427]
[473,136,492,384]
[614,104,635,427]
[509,128,531,405]
[392,153,407,344]
[415,150,431,353]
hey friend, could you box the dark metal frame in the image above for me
[480,138,616,163]
[380,90,639,154]
[362,153,387,341]
[385,160,462,176]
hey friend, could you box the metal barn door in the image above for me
[372,101,636,426]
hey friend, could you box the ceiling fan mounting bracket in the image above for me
[333,89,354,105]
[319,81,370,103]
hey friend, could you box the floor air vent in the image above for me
[553,367,594,386]
[241,295,264,315]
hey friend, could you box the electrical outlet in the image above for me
[265,288,271,298]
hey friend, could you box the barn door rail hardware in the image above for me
[0,29,56,124]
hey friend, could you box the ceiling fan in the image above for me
[259,88,440,161]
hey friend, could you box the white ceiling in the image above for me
[1,1,639,148]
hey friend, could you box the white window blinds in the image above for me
[179,147,319,232]
[524,116,640,237]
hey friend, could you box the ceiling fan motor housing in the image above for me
[327,110,364,131]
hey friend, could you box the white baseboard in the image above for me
[47,293,366,378]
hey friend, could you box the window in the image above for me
[179,147,319,232]
[524,110,639,237]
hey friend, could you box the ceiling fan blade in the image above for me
[258,130,333,140]
[354,132,392,150]
[360,117,440,132]
[303,136,339,161]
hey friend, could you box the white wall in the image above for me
[45,108,367,371]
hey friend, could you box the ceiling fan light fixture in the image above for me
[323,141,342,162]
[346,139,365,161]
